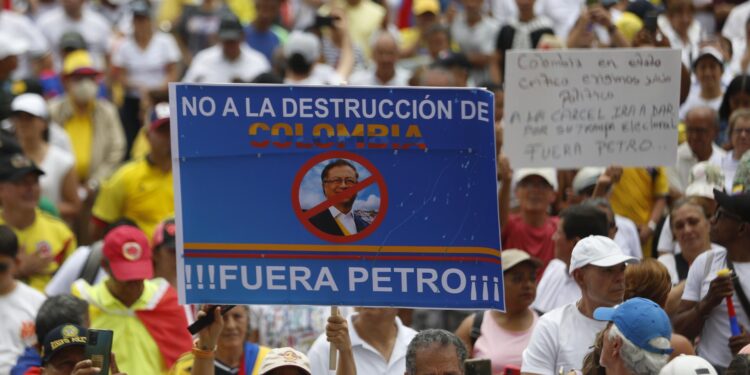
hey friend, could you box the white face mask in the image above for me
[70,79,98,103]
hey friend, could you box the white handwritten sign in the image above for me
[504,48,681,168]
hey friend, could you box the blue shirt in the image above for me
[244,24,282,64]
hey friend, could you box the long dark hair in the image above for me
[719,75,750,122]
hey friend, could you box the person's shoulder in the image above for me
[14,280,46,303]
[111,157,149,178]
[191,45,221,63]
[240,45,270,65]
[539,303,576,326]
[306,330,331,357]
[36,7,63,25]
[614,215,637,230]
[47,145,75,167]
[36,209,74,234]
[82,8,111,29]
[348,69,372,85]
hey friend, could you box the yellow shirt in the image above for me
[158,0,254,26]
[610,167,669,226]
[169,345,271,375]
[72,278,168,375]
[326,0,385,56]
[0,209,76,291]
[92,157,174,239]
[65,108,94,181]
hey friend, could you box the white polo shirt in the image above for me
[522,303,606,374]
[307,313,417,375]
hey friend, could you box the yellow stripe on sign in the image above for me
[184,243,501,257]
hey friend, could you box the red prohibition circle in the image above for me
[292,151,388,243]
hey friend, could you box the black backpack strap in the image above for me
[726,258,750,320]
[470,311,484,346]
[675,253,690,281]
[79,241,103,284]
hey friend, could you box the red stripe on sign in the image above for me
[184,252,501,264]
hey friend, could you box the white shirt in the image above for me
[0,10,49,80]
[521,302,607,374]
[182,44,270,83]
[531,259,580,314]
[658,14,701,68]
[659,243,724,285]
[0,281,46,374]
[329,206,357,235]
[307,313,417,375]
[722,2,750,47]
[683,248,750,367]
[667,142,726,193]
[39,145,75,206]
[678,90,723,122]
[45,245,107,296]
[111,32,181,95]
[348,67,410,87]
[451,12,499,83]
[285,64,344,86]
[614,215,642,259]
[36,6,112,70]
[534,0,582,43]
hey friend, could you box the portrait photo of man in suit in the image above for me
[308,159,371,236]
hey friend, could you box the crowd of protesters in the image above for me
[1,0,750,373]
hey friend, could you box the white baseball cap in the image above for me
[513,168,558,190]
[259,347,311,375]
[572,167,606,195]
[11,93,48,119]
[659,355,718,375]
[569,235,637,274]
[284,31,321,65]
[0,32,28,60]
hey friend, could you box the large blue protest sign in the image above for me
[170,83,502,310]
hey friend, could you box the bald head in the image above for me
[372,32,399,73]
[685,106,718,161]
[419,67,456,87]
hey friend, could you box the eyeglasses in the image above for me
[714,207,743,222]
[324,178,357,186]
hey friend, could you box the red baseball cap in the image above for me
[103,226,153,281]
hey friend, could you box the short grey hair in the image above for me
[607,325,670,375]
[405,329,467,375]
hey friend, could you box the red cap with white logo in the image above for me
[103,226,153,281]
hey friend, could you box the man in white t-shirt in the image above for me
[521,235,637,374]
[36,0,111,70]
[307,308,416,375]
[533,204,610,313]
[673,190,750,370]
[0,225,46,374]
[182,15,270,83]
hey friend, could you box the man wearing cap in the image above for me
[669,106,726,192]
[91,102,174,241]
[521,235,637,374]
[72,226,192,374]
[659,355,718,375]
[36,0,111,70]
[39,324,127,375]
[183,15,269,83]
[49,50,125,197]
[0,142,77,292]
[532,204,609,314]
[673,190,750,370]
[0,224,46,374]
[594,297,673,375]
[500,168,558,270]
[679,47,725,121]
